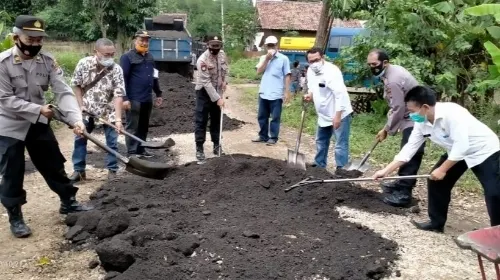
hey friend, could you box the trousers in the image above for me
[394,126,425,188]
[125,100,153,155]
[257,96,283,141]
[0,123,78,208]
[313,114,352,168]
[428,151,500,227]
[194,88,221,146]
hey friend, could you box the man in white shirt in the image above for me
[304,47,353,170]
[373,86,500,232]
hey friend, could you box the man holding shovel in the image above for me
[367,49,424,207]
[69,38,125,182]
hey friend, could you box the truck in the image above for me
[144,14,205,78]
[278,27,374,87]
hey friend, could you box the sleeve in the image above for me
[306,69,313,92]
[0,64,42,124]
[255,55,265,69]
[394,124,426,162]
[283,57,291,75]
[153,79,162,97]
[384,82,405,135]
[112,65,125,98]
[325,65,348,112]
[71,59,84,87]
[197,56,220,102]
[446,116,469,161]
[49,58,82,124]
[119,54,131,101]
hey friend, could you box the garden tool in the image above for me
[287,98,307,170]
[284,175,430,192]
[344,139,380,173]
[50,105,171,180]
[83,111,175,150]
[218,105,224,157]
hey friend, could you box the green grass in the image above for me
[53,51,86,74]
[239,85,483,193]
[229,58,260,84]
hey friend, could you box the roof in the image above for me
[256,1,362,31]
[153,13,187,25]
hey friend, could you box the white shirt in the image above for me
[395,102,500,168]
[307,61,353,127]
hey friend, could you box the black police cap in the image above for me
[15,15,47,37]
[134,30,151,38]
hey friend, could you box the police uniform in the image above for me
[194,35,229,161]
[0,15,92,238]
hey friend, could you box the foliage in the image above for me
[53,52,85,74]
[228,58,260,83]
[370,99,389,116]
[0,21,14,52]
[336,0,499,106]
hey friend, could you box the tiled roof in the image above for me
[256,1,362,31]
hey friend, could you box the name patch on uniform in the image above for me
[12,75,24,80]
[36,72,48,77]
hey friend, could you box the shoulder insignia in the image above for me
[0,49,13,63]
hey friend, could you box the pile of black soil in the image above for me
[149,73,245,136]
[65,154,401,280]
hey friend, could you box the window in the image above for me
[327,36,352,53]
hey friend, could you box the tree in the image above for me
[82,0,111,38]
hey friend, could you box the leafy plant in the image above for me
[0,22,15,52]
[370,99,389,116]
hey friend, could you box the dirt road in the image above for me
[0,82,494,279]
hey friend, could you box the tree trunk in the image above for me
[315,0,331,49]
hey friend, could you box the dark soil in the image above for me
[149,73,245,136]
[65,155,401,280]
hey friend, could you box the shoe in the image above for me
[382,189,412,207]
[251,137,268,143]
[108,170,117,180]
[411,220,444,233]
[266,139,277,146]
[6,205,31,238]
[380,181,400,194]
[69,171,86,183]
[213,144,224,156]
[196,145,205,162]
[138,151,154,158]
[59,197,94,214]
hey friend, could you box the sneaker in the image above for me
[266,139,277,146]
[251,137,268,143]
[69,171,86,183]
[213,144,224,156]
[196,146,205,163]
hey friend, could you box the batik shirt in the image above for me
[71,56,125,122]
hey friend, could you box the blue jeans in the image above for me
[257,96,283,141]
[290,81,299,94]
[314,114,352,168]
[72,118,118,172]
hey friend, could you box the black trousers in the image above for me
[0,123,78,208]
[125,100,153,155]
[428,151,500,227]
[194,88,221,146]
[395,126,425,188]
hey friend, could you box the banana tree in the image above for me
[465,4,500,88]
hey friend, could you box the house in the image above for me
[252,0,363,50]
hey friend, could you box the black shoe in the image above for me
[6,205,31,238]
[196,146,205,163]
[59,197,94,214]
[383,190,412,207]
[69,171,86,183]
[380,181,400,194]
[411,220,444,233]
[213,144,224,156]
[251,137,267,143]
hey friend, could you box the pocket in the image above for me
[12,79,28,99]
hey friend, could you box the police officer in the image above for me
[0,15,92,238]
[194,35,229,163]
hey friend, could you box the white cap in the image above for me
[264,36,278,45]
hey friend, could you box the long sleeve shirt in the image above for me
[307,62,353,127]
[194,50,229,102]
[120,50,155,103]
[395,102,500,168]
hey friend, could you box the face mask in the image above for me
[310,61,323,75]
[136,45,148,54]
[267,49,276,56]
[370,62,385,77]
[99,57,114,67]
[16,39,42,57]
[409,112,426,123]
[209,48,220,55]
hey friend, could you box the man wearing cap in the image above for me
[194,35,229,162]
[0,15,92,238]
[120,30,163,158]
[253,35,291,145]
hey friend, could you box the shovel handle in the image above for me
[84,111,146,144]
[358,140,380,167]
[312,174,430,184]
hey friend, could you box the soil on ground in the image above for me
[148,73,245,136]
[65,154,400,280]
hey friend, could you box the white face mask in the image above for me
[99,57,114,67]
[310,61,323,75]
[267,49,276,56]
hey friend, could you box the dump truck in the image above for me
[144,13,205,78]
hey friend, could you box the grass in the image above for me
[229,58,260,84]
[239,85,483,193]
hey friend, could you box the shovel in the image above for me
[344,140,380,173]
[49,105,171,180]
[83,111,175,150]
[287,99,307,170]
[284,174,430,192]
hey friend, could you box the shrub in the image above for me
[229,58,260,83]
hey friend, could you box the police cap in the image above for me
[206,34,222,49]
[15,15,48,37]
[134,30,151,38]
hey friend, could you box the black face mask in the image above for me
[209,48,220,55]
[370,62,385,77]
[16,39,42,57]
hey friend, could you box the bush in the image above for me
[53,52,86,74]
[229,58,260,83]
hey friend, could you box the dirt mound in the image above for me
[149,73,245,136]
[65,155,400,279]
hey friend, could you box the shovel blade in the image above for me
[140,138,176,149]
[287,149,306,170]
[345,160,370,173]
[126,156,172,180]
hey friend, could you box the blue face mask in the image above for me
[409,112,426,123]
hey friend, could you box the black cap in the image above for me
[15,15,47,37]
[134,30,151,38]
[206,34,222,49]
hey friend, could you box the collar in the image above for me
[89,56,99,71]
[424,103,443,127]
[12,47,42,64]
